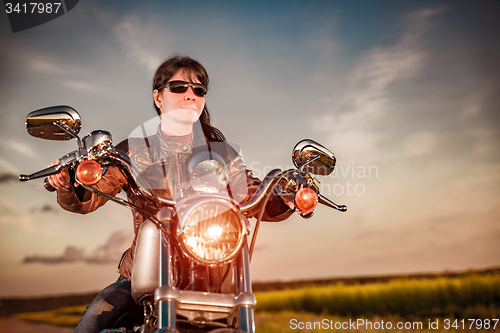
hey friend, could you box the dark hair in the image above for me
[152,55,226,142]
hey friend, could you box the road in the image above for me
[0,318,75,333]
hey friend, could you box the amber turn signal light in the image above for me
[294,187,318,211]
[76,160,102,185]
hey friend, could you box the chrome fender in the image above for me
[131,220,160,305]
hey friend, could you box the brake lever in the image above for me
[18,149,84,182]
[318,193,347,212]
[19,164,61,182]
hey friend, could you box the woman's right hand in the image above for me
[47,159,75,190]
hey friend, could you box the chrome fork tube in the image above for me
[239,306,255,333]
[158,230,175,330]
[235,239,255,333]
[236,240,252,293]
[159,231,173,286]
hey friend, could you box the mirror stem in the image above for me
[299,154,320,172]
[54,121,82,149]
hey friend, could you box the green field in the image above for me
[255,273,500,318]
[15,305,86,327]
[254,273,500,332]
[11,272,500,332]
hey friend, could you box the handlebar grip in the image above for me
[43,177,57,192]
[300,211,314,219]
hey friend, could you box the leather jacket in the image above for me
[57,124,293,278]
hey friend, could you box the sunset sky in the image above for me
[0,0,499,297]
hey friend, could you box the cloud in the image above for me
[113,16,165,72]
[310,7,445,161]
[431,163,500,214]
[420,6,449,18]
[0,214,35,232]
[468,128,497,155]
[0,173,18,184]
[0,139,36,159]
[29,204,59,214]
[28,58,68,75]
[22,230,134,265]
[62,80,101,94]
[358,163,500,245]
[0,195,36,231]
[306,18,342,60]
[23,245,85,264]
[0,159,19,174]
[0,196,63,235]
[86,230,134,264]
[403,132,435,156]
[0,34,82,78]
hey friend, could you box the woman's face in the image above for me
[153,70,206,125]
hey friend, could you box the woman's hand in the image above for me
[46,159,77,190]
[285,201,314,216]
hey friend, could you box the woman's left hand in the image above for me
[285,201,314,216]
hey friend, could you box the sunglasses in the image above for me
[158,81,208,97]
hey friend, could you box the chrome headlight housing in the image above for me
[177,197,248,266]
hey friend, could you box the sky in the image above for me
[0,0,499,297]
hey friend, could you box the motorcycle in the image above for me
[19,105,347,333]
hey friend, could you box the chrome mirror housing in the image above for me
[292,139,336,175]
[26,105,81,141]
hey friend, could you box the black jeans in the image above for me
[75,276,143,333]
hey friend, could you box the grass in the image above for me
[14,305,86,327]
[16,309,498,332]
[255,274,500,318]
[13,273,500,331]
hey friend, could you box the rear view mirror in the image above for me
[292,139,336,175]
[26,105,81,141]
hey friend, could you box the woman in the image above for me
[48,55,304,332]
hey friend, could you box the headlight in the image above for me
[177,198,247,265]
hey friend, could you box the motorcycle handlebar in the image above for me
[240,169,286,214]
[19,149,82,183]
[19,146,347,213]
[19,164,61,182]
[239,169,347,214]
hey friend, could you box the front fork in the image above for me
[157,230,176,332]
[235,240,255,333]
[156,233,255,333]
